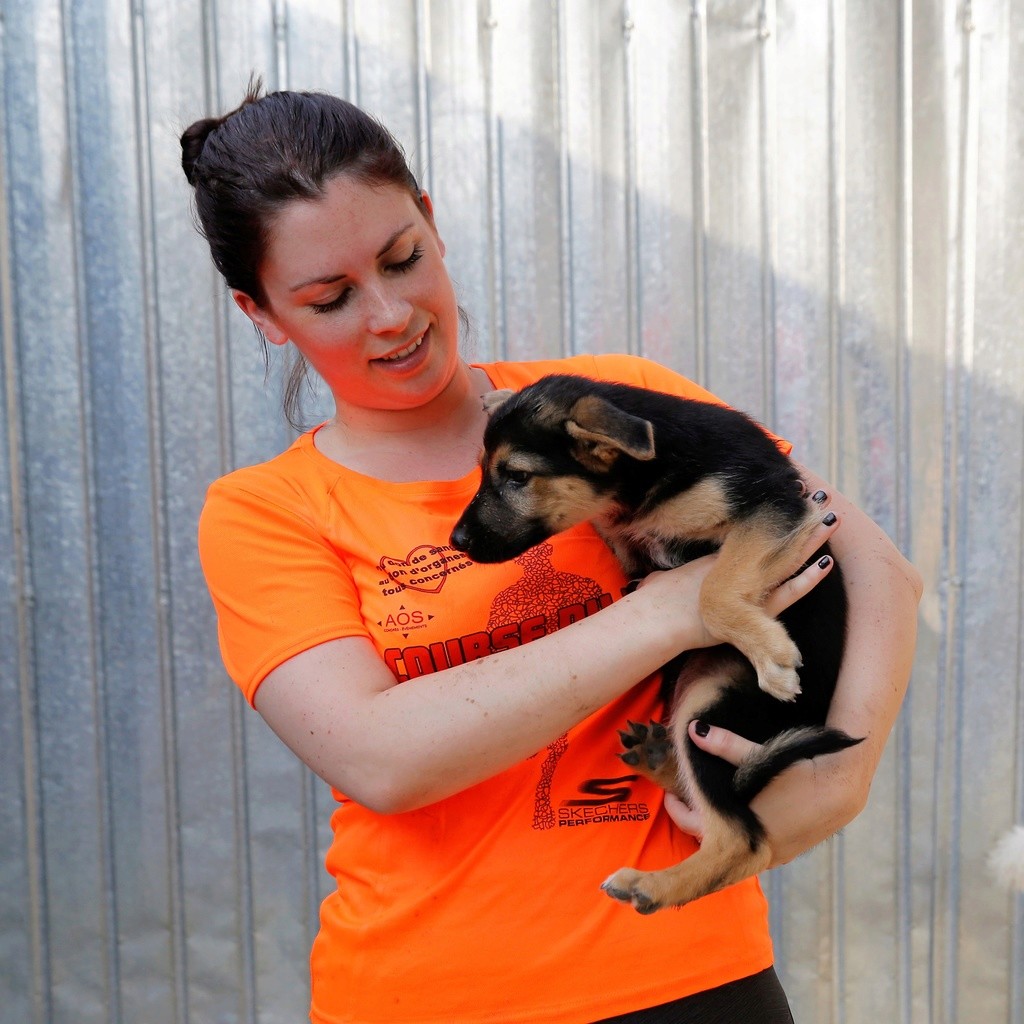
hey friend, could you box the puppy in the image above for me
[450,373,861,913]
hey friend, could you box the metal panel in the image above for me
[1,2,1021,1022]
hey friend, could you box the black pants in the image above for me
[593,967,795,1024]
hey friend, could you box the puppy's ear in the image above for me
[566,395,655,469]
[482,389,515,416]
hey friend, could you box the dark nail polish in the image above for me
[694,720,710,737]
[818,555,831,569]
[812,489,828,504]
[822,511,837,526]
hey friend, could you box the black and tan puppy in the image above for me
[450,373,861,914]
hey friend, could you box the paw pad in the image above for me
[618,720,670,771]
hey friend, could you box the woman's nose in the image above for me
[365,283,413,335]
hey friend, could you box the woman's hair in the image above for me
[180,78,427,428]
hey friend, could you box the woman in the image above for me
[183,84,921,1024]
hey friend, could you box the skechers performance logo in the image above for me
[558,776,651,827]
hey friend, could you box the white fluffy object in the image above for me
[989,826,1024,891]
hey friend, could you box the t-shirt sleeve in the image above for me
[198,477,369,706]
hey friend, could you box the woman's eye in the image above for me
[310,290,351,315]
[390,245,424,273]
[308,245,421,314]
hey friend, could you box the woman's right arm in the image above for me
[254,559,712,814]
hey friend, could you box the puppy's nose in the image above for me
[449,522,470,552]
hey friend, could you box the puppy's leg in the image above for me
[602,808,773,913]
[699,508,822,700]
[604,652,767,913]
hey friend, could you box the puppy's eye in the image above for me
[505,469,531,486]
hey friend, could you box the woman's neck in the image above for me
[314,362,494,482]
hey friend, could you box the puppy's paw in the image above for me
[601,868,663,915]
[758,663,802,702]
[754,635,803,701]
[617,720,678,789]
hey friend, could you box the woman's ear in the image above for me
[232,290,289,346]
[419,191,445,258]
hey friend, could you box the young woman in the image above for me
[183,84,921,1024]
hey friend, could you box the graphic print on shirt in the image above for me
[484,543,606,830]
[380,541,614,681]
[377,544,474,596]
[375,544,472,641]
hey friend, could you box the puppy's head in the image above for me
[450,376,655,563]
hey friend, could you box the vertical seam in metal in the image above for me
[756,0,784,963]
[1012,416,1024,1024]
[827,0,845,486]
[415,0,433,195]
[303,769,321,959]
[1013,317,1024,1020]
[554,0,574,358]
[945,6,979,1021]
[621,3,639,358]
[757,1,778,433]
[194,4,233,1023]
[827,3,847,1017]
[895,3,914,1022]
[129,3,187,1021]
[273,0,290,89]
[0,8,50,1018]
[1013,409,1024,1023]
[59,2,122,1018]
[343,0,359,104]
[894,0,914,572]
[689,0,709,387]
[482,4,506,360]
[199,3,256,1017]
[833,820,847,1024]
[230,680,257,1024]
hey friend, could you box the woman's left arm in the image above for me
[667,465,924,866]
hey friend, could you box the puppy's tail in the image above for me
[732,726,863,802]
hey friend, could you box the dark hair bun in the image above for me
[180,117,223,185]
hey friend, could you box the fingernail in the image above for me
[693,720,710,737]
[822,511,837,526]
[818,555,832,569]
[812,489,828,504]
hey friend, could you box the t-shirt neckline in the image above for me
[293,362,498,493]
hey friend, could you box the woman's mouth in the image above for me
[378,334,425,363]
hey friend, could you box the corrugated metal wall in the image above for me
[1,1,1020,1022]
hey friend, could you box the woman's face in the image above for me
[235,174,461,418]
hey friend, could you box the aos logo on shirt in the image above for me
[377,606,433,638]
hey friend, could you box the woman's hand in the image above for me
[634,493,842,653]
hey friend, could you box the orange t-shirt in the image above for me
[199,353,780,1024]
